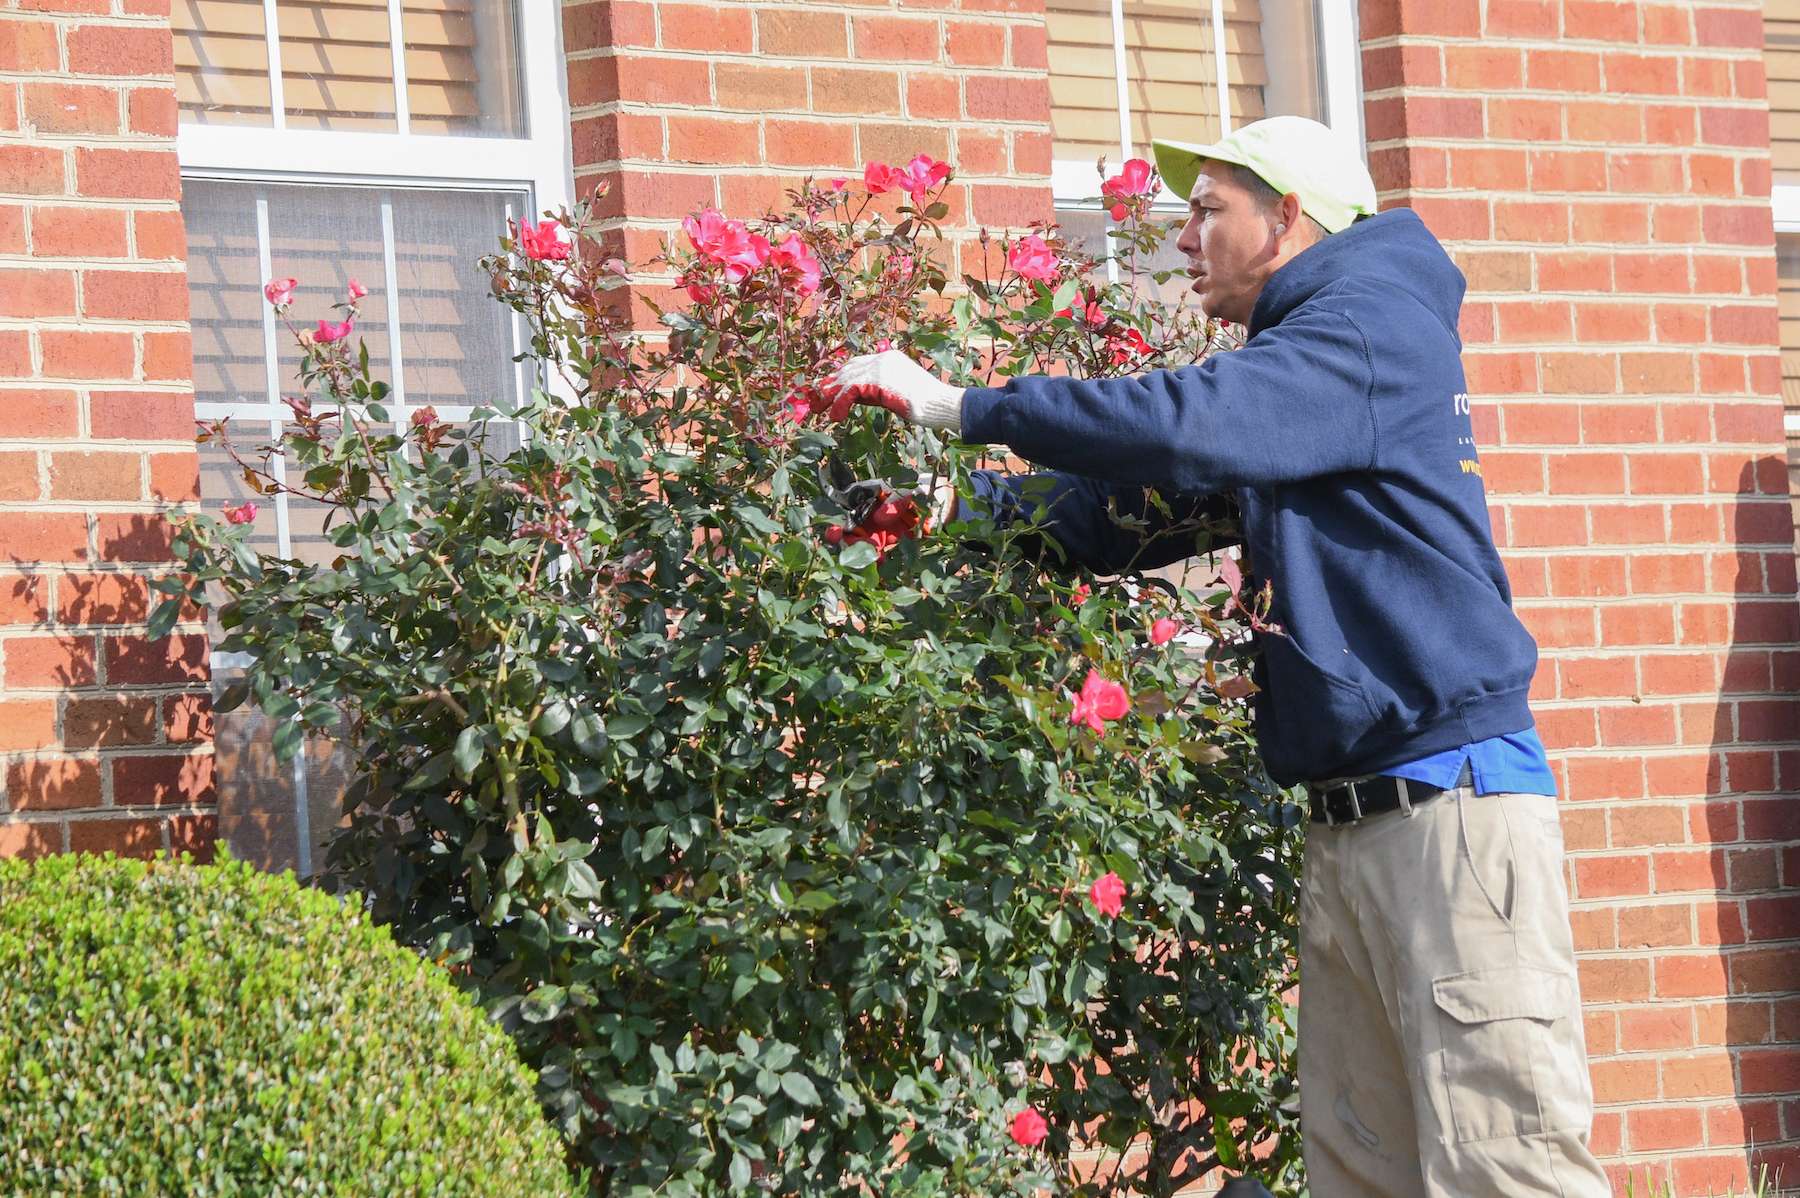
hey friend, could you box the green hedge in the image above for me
[0,852,582,1197]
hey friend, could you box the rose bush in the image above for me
[155,157,1306,1196]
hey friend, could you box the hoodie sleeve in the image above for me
[959,308,1378,494]
[962,468,1238,575]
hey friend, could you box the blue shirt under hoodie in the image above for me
[957,208,1542,789]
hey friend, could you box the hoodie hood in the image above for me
[1248,208,1467,341]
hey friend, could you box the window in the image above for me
[1044,0,1361,595]
[1762,1,1800,537]
[176,0,571,875]
[1045,0,1364,290]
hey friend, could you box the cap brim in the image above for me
[1152,138,1250,203]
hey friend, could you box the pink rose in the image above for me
[1009,1108,1049,1148]
[263,276,298,307]
[1150,617,1180,646]
[863,161,900,195]
[1068,669,1129,734]
[346,277,367,301]
[315,318,353,343]
[1007,234,1058,283]
[1089,871,1127,918]
[680,273,719,306]
[827,177,848,192]
[1101,157,1156,221]
[1107,326,1152,365]
[410,405,439,428]
[783,392,813,422]
[770,232,822,297]
[682,210,769,284]
[519,219,570,262]
[1070,582,1089,607]
[895,152,951,203]
[223,502,257,525]
[1056,297,1107,327]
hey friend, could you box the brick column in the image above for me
[559,0,1056,324]
[1363,0,1800,1189]
[0,0,213,859]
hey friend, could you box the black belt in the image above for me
[1308,774,1451,826]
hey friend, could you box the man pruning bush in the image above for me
[827,116,1609,1198]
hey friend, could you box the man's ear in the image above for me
[1277,192,1304,239]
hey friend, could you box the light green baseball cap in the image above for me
[1152,115,1377,235]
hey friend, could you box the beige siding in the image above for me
[1768,0,1800,180]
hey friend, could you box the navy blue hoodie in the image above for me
[959,208,1539,787]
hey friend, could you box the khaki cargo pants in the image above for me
[1298,786,1611,1198]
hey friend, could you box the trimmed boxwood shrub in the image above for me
[0,852,583,1197]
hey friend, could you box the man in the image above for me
[825,116,1610,1198]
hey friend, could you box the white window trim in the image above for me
[178,1,571,211]
[1773,194,1800,438]
[177,0,573,876]
[1052,0,1366,214]
[1773,187,1800,233]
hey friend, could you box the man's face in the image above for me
[1173,163,1284,327]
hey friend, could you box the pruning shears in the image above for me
[818,454,932,544]
[819,454,909,529]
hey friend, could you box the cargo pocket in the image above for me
[1431,965,1586,1144]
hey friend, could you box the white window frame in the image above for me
[1772,190,1800,232]
[177,0,574,875]
[1773,194,1800,441]
[1050,0,1366,215]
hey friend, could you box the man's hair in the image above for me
[1222,161,1331,243]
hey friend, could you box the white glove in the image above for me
[914,470,960,527]
[826,351,965,433]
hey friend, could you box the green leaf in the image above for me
[779,1073,820,1107]
[729,1155,751,1190]
[402,752,455,791]
[270,718,301,762]
[145,597,182,641]
[534,700,572,737]
[1213,1113,1243,1169]
[607,713,651,739]
[520,985,567,1023]
[453,725,484,778]
[838,541,878,570]
[215,678,251,713]
[570,712,607,758]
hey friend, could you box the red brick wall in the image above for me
[0,0,213,860]
[1363,0,1800,1190]
[561,0,1056,321]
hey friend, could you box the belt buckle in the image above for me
[1345,780,1363,822]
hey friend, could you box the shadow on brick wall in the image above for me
[0,512,215,861]
[1697,459,1800,1193]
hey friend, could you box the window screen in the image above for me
[184,177,531,874]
